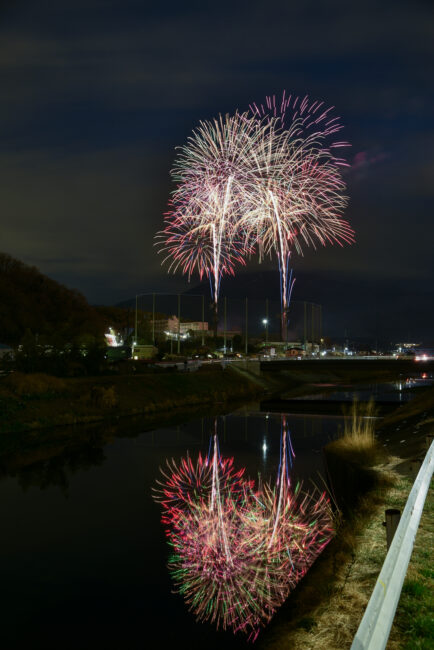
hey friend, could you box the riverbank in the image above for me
[259,401,434,650]
[1,365,432,474]
[1,360,422,436]
[260,458,433,650]
[0,366,269,470]
[0,365,265,435]
[1,366,432,648]
[377,384,434,461]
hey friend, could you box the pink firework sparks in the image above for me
[153,420,335,641]
[155,112,270,308]
[246,92,354,337]
[155,94,354,341]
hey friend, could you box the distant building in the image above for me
[394,342,420,355]
[151,316,209,338]
[132,344,158,360]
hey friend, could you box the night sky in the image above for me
[1,0,433,343]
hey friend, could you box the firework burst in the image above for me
[153,420,334,641]
[156,112,273,332]
[156,93,354,341]
[245,92,354,337]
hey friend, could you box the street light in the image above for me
[262,318,269,343]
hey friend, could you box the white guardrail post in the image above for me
[351,440,434,650]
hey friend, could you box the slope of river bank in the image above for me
[1,364,433,470]
[0,364,433,649]
[0,364,264,432]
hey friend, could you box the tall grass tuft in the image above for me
[333,398,379,466]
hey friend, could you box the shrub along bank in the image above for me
[0,365,263,436]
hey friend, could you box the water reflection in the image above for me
[290,372,433,404]
[0,410,342,649]
[0,441,106,494]
[17,446,106,494]
[153,418,334,641]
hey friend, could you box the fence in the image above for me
[133,292,322,348]
[351,439,434,650]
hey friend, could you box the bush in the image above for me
[89,385,117,409]
[6,372,67,397]
[1,338,109,377]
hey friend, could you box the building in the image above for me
[151,316,209,338]
[132,344,158,360]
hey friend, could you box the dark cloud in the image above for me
[0,0,433,340]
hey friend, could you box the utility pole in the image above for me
[201,294,205,346]
[177,294,181,354]
[311,303,315,344]
[152,293,155,344]
[135,295,138,345]
[245,297,248,356]
[319,304,322,342]
[224,296,227,353]
[266,298,269,343]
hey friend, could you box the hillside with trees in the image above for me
[0,252,105,346]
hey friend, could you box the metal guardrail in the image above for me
[351,440,434,650]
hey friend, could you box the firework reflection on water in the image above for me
[153,418,334,641]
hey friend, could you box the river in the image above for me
[0,372,431,649]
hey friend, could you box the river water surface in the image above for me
[0,410,344,650]
[0,373,431,649]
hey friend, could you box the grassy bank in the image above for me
[1,361,424,436]
[260,463,433,650]
[259,401,433,649]
[1,367,432,647]
[388,472,433,649]
[0,365,264,436]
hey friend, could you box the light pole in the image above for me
[134,292,153,348]
[152,292,155,344]
[262,318,269,344]
[245,297,248,356]
[201,294,205,347]
[177,293,181,354]
[134,295,138,346]
[223,296,227,354]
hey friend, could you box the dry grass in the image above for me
[330,398,380,466]
[260,467,394,649]
[260,458,433,650]
[0,366,263,434]
[6,372,67,397]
